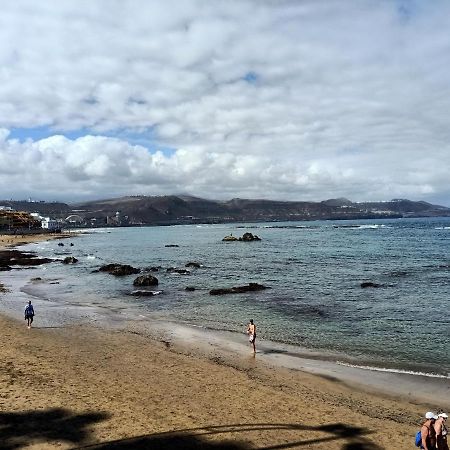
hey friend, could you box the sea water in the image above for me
[2,217,450,377]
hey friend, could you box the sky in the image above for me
[1,0,450,205]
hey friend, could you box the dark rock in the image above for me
[361,282,381,288]
[133,274,159,286]
[240,232,261,241]
[223,232,261,242]
[165,244,179,247]
[70,243,74,246]
[185,286,196,291]
[0,282,8,293]
[62,256,78,264]
[0,250,53,267]
[31,277,42,281]
[58,242,64,246]
[210,283,268,296]
[99,263,140,276]
[167,268,190,275]
[0,266,12,271]
[185,262,201,268]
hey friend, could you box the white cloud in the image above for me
[0,0,450,204]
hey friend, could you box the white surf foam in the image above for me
[337,361,450,379]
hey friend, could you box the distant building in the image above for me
[41,217,62,231]
[0,210,41,230]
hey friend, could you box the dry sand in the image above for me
[0,314,429,450]
[0,233,73,250]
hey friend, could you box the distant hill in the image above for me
[3,196,449,226]
[0,200,71,216]
[68,195,450,225]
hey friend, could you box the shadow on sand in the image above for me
[0,407,109,450]
[75,422,383,450]
[0,408,383,449]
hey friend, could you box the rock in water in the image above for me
[210,283,268,295]
[62,256,78,264]
[98,263,140,276]
[360,282,381,288]
[133,274,159,286]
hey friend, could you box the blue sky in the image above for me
[1,0,450,205]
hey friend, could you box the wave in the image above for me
[336,361,450,379]
[333,224,389,229]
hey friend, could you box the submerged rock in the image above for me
[165,244,179,248]
[185,262,201,268]
[360,282,381,288]
[98,263,140,276]
[133,274,159,286]
[185,286,196,291]
[167,267,190,275]
[130,289,162,297]
[210,283,268,296]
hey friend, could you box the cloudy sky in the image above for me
[1,0,450,205]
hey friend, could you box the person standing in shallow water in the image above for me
[247,319,256,353]
[24,301,34,329]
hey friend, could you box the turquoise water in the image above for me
[10,217,450,376]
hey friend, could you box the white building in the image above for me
[41,217,62,231]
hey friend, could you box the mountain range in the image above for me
[2,196,450,225]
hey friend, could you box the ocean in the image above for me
[2,216,450,378]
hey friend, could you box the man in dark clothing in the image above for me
[24,301,34,328]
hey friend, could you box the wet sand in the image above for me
[0,314,436,450]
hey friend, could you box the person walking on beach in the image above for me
[24,301,34,329]
[247,319,256,353]
[421,412,438,450]
[435,412,449,450]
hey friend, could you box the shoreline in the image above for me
[0,231,74,250]
[0,233,448,411]
[0,312,432,449]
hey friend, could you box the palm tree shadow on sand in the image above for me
[0,408,383,449]
[75,422,383,450]
[0,408,109,450]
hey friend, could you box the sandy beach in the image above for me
[1,232,448,449]
[0,312,437,450]
[0,233,74,250]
